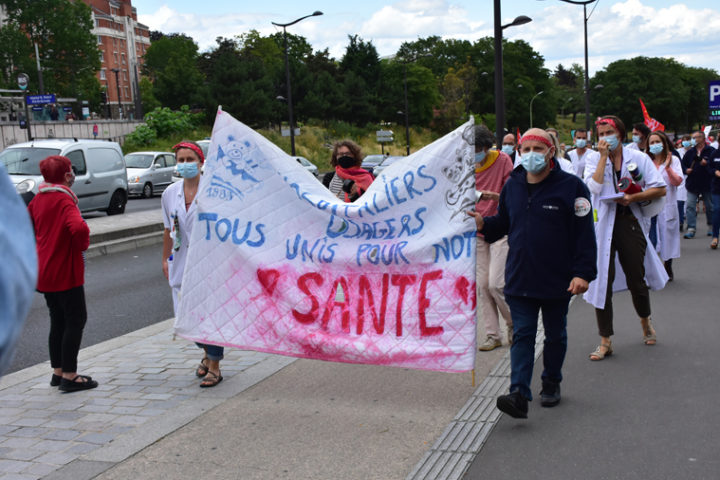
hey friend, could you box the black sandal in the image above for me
[196,357,209,378]
[59,375,98,393]
[200,370,223,388]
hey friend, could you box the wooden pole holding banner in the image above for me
[472,368,475,387]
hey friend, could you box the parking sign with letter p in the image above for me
[710,80,720,109]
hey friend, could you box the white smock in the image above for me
[582,146,669,309]
[654,157,683,261]
[161,180,197,315]
[568,148,599,179]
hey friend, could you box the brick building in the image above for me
[85,0,150,119]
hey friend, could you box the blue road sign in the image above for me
[709,80,720,109]
[25,94,56,105]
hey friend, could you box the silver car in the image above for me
[372,155,405,177]
[125,151,176,198]
[1,138,128,215]
[294,156,319,177]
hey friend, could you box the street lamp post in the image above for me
[111,68,121,119]
[272,11,323,156]
[493,0,532,147]
[529,91,544,128]
[554,0,598,132]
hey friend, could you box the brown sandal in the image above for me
[589,343,613,361]
[200,370,223,388]
[195,357,209,378]
[711,238,718,250]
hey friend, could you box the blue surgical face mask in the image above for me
[602,134,620,151]
[682,140,692,148]
[649,143,664,155]
[177,161,199,178]
[690,138,697,146]
[475,151,487,163]
[501,145,515,155]
[632,135,641,144]
[520,151,548,174]
[575,139,587,148]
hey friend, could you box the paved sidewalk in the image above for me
[0,320,294,480]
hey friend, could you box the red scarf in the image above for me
[38,182,78,204]
[335,166,374,201]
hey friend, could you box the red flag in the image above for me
[639,98,665,132]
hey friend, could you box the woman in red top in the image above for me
[322,140,374,202]
[28,155,97,392]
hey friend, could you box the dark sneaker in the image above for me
[59,375,98,393]
[540,381,561,407]
[684,229,695,239]
[496,391,528,419]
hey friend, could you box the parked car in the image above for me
[294,156,319,177]
[372,155,405,177]
[361,154,387,175]
[0,138,128,215]
[196,139,211,158]
[125,151,176,198]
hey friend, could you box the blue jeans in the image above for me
[685,191,713,231]
[506,295,570,401]
[677,201,685,228]
[196,343,224,361]
[712,194,720,238]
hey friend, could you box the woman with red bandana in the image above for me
[322,140,374,202]
[583,116,668,361]
[28,155,97,392]
[161,140,224,387]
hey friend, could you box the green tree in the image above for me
[143,34,203,110]
[0,0,101,101]
[591,57,717,133]
[198,37,276,127]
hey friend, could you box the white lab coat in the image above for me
[582,146,669,309]
[654,157,682,261]
[568,148,600,179]
[161,180,198,310]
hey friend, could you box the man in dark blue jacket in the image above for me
[468,128,597,419]
[681,131,715,238]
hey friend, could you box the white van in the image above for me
[0,138,128,215]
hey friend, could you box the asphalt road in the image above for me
[81,195,162,218]
[7,243,173,374]
[464,234,720,479]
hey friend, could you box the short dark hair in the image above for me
[632,123,651,138]
[596,115,626,141]
[574,128,587,137]
[473,125,495,150]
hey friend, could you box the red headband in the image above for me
[173,142,205,163]
[519,134,553,149]
[595,117,618,131]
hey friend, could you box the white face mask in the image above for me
[575,139,587,148]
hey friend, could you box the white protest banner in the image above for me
[175,109,478,372]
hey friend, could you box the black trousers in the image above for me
[595,208,652,337]
[43,285,87,373]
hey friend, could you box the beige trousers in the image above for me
[476,236,512,340]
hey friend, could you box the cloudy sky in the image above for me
[133,0,720,76]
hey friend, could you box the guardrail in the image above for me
[0,120,143,150]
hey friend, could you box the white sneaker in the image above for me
[479,336,502,351]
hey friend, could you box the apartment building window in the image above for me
[99,52,104,63]
[123,70,127,81]
[97,35,102,45]
[114,52,118,64]
[100,69,106,80]
[121,53,126,65]
[124,86,129,99]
